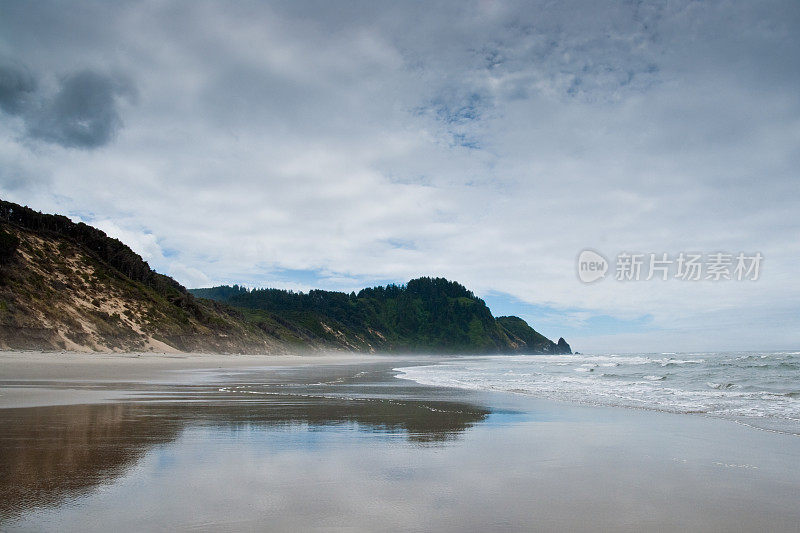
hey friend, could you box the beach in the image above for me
[1,351,800,532]
[0,351,379,408]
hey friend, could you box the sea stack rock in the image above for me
[556,337,572,354]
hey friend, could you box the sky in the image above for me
[1,0,798,353]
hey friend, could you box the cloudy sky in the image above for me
[1,0,798,352]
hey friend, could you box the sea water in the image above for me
[395,351,800,435]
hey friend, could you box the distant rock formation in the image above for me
[557,337,572,355]
[495,316,572,354]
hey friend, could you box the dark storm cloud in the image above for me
[27,70,136,149]
[0,62,37,115]
[0,61,135,149]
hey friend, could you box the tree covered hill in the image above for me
[0,198,570,354]
[191,279,571,354]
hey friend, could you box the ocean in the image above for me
[395,351,800,435]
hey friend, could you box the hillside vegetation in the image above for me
[191,280,571,354]
[0,200,282,353]
[0,199,570,354]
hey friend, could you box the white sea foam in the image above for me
[394,351,800,435]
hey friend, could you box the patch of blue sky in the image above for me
[480,290,655,340]
[450,133,481,149]
[383,238,417,250]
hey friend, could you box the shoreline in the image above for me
[395,371,800,438]
[0,350,395,409]
[1,350,797,438]
[2,352,800,531]
[0,349,386,378]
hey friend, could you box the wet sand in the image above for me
[0,351,379,408]
[1,352,800,531]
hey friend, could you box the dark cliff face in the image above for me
[556,337,572,355]
[495,316,571,354]
[0,199,572,355]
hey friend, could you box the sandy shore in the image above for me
[0,350,384,408]
[0,350,381,380]
[2,353,800,531]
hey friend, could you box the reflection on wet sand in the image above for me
[0,393,488,521]
[0,403,181,521]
